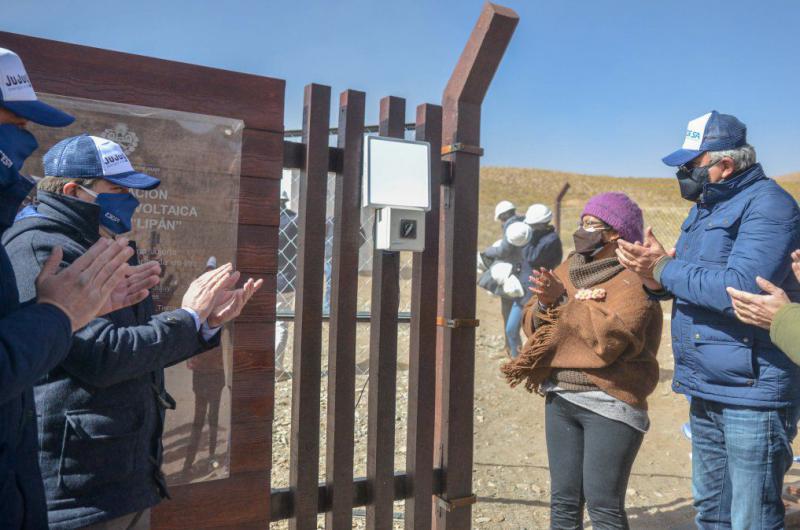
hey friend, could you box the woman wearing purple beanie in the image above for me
[502,192,663,529]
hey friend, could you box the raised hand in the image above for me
[207,277,264,328]
[727,276,790,330]
[530,267,566,307]
[36,237,134,331]
[100,260,162,316]
[616,226,668,281]
[181,263,239,322]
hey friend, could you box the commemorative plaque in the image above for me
[26,94,243,486]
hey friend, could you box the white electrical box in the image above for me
[375,207,426,252]
[362,135,431,210]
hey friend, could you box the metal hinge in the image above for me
[436,317,480,328]
[441,142,484,157]
[435,494,477,512]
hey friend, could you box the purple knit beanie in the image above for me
[581,192,644,243]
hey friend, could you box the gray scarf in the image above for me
[567,252,625,289]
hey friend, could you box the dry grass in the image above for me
[479,166,800,251]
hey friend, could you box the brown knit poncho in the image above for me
[501,257,663,410]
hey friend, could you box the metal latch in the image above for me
[435,494,477,512]
[436,317,480,328]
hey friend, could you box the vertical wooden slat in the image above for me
[404,103,442,530]
[434,5,519,530]
[325,89,366,530]
[366,95,405,530]
[289,83,331,530]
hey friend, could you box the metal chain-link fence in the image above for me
[276,170,414,377]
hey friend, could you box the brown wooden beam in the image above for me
[325,89,366,529]
[270,470,445,522]
[289,83,331,530]
[434,4,519,530]
[405,102,443,530]
[366,95,405,530]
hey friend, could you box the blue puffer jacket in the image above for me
[0,178,73,530]
[658,164,800,407]
[3,192,220,529]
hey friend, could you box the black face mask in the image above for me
[676,160,721,202]
[573,228,607,257]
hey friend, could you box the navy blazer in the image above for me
[0,178,72,530]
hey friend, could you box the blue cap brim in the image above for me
[662,148,703,167]
[2,100,74,127]
[104,171,161,190]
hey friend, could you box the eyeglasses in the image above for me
[578,221,611,232]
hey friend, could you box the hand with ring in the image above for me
[530,267,565,307]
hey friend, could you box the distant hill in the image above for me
[479,166,800,250]
[778,172,800,182]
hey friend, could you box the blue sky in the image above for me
[4,0,800,177]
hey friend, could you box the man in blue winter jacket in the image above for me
[617,111,800,529]
[0,48,144,530]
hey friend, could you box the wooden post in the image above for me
[289,83,330,530]
[553,182,570,234]
[434,4,518,529]
[405,103,442,530]
[366,95,405,530]
[325,89,365,529]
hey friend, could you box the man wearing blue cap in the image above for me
[617,111,800,528]
[3,133,263,529]
[0,48,141,529]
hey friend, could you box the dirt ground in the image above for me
[471,293,697,529]
[269,289,800,529]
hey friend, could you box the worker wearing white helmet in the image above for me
[524,203,553,226]
[478,221,532,358]
[494,200,523,229]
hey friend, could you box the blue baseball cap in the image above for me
[43,134,160,189]
[662,110,747,167]
[0,48,74,127]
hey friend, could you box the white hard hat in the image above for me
[505,222,532,247]
[490,262,513,283]
[494,200,516,221]
[524,203,553,225]
[206,256,218,269]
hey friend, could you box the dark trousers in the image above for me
[545,394,644,530]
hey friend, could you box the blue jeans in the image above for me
[505,299,524,358]
[690,396,800,529]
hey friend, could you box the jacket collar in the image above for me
[35,191,101,245]
[0,176,34,231]
[702,163,766,205]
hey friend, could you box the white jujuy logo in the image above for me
[0,48,37,102]
[682,112,713,151]
[101,123,139,155]
[90,135,136,176]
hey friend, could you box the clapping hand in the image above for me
[100,261,162,316]
[727,277,790,330]
[207,277,264,328]
[36,238,133,331]
[530,267,566,307]
[182,263,239,322]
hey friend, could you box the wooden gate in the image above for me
[273,4,518,528]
